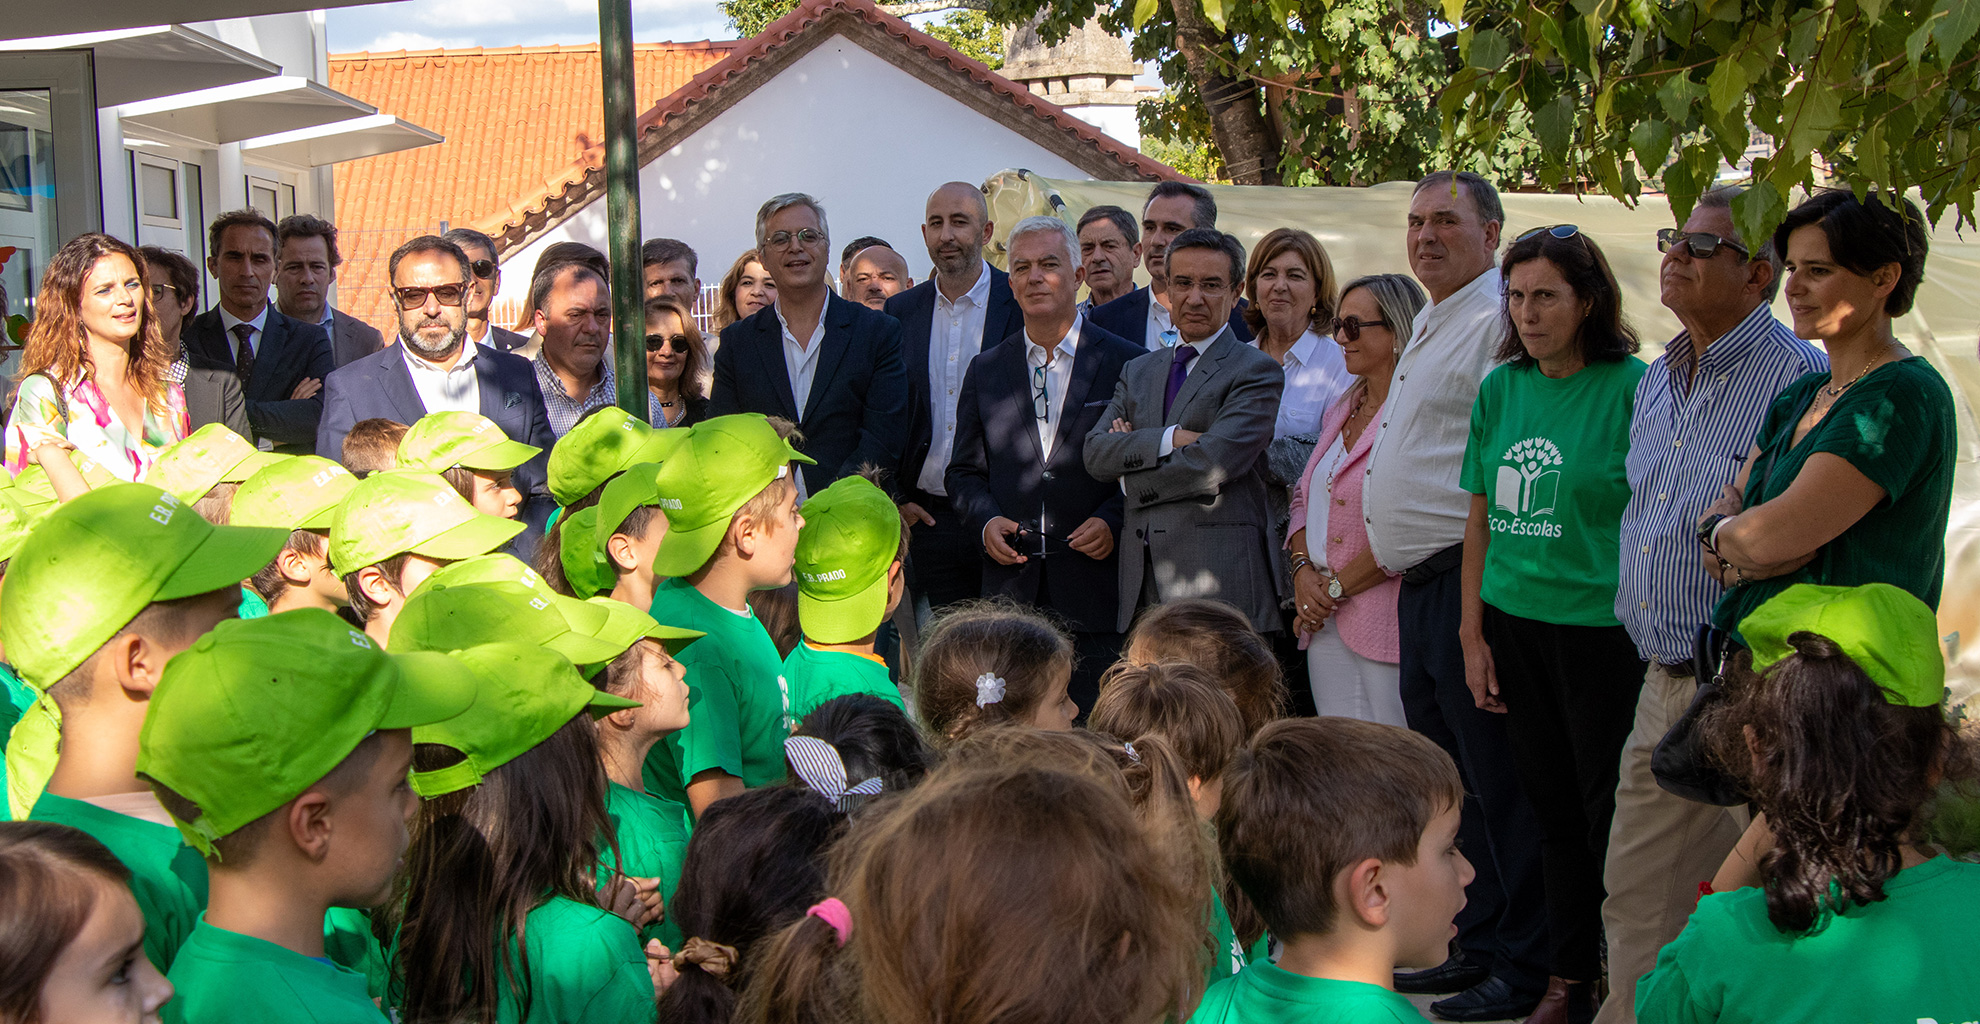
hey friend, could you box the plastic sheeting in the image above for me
[984,170,1980,706]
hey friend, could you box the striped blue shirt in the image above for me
[1616,304,1826,662]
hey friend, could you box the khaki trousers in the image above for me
[1593,662,1748,1024]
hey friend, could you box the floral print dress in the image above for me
[4,373,190,481]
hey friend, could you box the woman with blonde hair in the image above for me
[644,294,711,427]
[715,250,778,331]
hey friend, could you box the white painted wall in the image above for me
[495,32,1093,307]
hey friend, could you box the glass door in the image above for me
[0,50,99,339]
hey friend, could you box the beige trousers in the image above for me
[1593,662,1749,1024]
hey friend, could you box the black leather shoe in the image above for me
[1429,976,1546,1022]
[1394,952,1490,995]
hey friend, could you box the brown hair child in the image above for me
[912,600,1077,743]
[339,419,407,477]
[1123,598,1286,736]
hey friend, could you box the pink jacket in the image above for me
[1286,383,1400,663]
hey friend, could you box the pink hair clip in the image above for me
[806,896,852,946]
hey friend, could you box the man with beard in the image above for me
[315,235,557,539]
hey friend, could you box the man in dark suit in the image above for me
[274,214,385,367]
[443,228,532,353]
[710,193,908,499]
[1087,181,1253,350]
[1084,228,1285,635]
[884,182,1025,612]
[316,235,557,539]
[948,216,1141,712]
[183,209,337,453]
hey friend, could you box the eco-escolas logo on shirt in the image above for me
[1491,437,1564,538]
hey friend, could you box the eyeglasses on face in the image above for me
[148,283,181,302]
[767,228,826,249]
[393,284,468,310]
[470,259,498,280]
[1656,228,1751,261]
[1330,315,1390,343]
[646,333,691,352]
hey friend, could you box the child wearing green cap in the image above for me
[643,414,814,817]
[5,484,289,974]
[784,475,908,720]
[397,410,540,521]
[0,488,47,806]
[1637,583,1980,1023]
[595,464,670,610]
[135,610,475,1024]
[143,422,286,524]
[589,613,695,947]
[327,470,527,645]
[384,643,660,1024]
[234,456,358,617]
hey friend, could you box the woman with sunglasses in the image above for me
[1455,224,1645,1022]
[1285,273,1426,726]
[713,249,777,331]
[643,295,709,427]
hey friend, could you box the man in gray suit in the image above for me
[1084,228,1286,634]
[275,214,385,368]
[444,228,532,353]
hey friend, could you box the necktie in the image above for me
[1162,343,1198,419]
[230,323,256,382]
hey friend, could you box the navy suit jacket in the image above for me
[709,293,909,496]
[315,342,558,536]
[1087,287,1253,351]
[884,266,1024,496]
[183,305,336,452]
[945,320,1139,633]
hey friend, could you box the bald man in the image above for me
[846,245,914,310]
[886,181,1024,614]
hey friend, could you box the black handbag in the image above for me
[1651,624,1750,806]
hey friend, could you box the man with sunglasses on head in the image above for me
[1595,186,1826,1024]
[315,236,557,544]
[275,214,384,368]
[442,227,531,353]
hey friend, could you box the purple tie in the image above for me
[1162,344,1198,419]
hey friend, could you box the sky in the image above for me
[325,0,738,54]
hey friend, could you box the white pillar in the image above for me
[217,143,246,211]
[98,109,134,242]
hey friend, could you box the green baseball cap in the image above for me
[12,453,120,512]
[145,424,287,503]
[1,484,288,688]
[1741,583,1945,708]
[559,506,614,599]
[546,407,689,506]
[794,475,901,644]
[397,411,540,474]
[389,577,624,666]
[135,609,476,858]
[327,471,525,576]
[0,490,46,564]
[650,414,813,578]
[595,462,665,551]
[231,456,357,531]
[409,642,639,796]
[565,594,703,657]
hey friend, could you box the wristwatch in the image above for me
[1327,576,1345,602]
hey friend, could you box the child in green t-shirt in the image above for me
[536,407,687,598]
[326,470,525,645]
[590,615,697,947]
[395,410,540,521]
[643,414,814,818]
[1197,718,1471,1024]
[232,456,357,617]
[911,602,1078,744]
[0,821,175,1022]
[784,474,908,719]
[136,610,474,1024]
[593,463,670,609]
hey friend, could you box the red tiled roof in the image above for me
[328,41,738,330]
[471,0,1184,250]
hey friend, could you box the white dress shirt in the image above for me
[218,303,271,357]
[1025,314,1081,461]
[1144,289,1176,350]
[1275,329,1353,438]
[1361,268,1504,573]
[916,262,994,496]
[776,301,828,501]
[405,342,481,416]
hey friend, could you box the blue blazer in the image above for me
[1087,287,1253,350]
[709,293,909,497]
[183,306,336,452]
[883,267,1025,496]
[315,342,557,535]
[945,320,1139,634]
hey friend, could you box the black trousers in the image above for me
[1398,561,1550,993]
[906,493,983,613]
[1484,604,1645,981]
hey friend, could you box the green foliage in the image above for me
[720,0,799,39]
[1437,0,1980,243]
[927,10,1007,69]
[1138,124,1229,181]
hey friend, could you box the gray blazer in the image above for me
[1083,327,1286,633]
[328,309,385,368]
[181,357,254,442]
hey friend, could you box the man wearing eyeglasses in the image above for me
[709,193,908,501]
[946,216,1142,713]
[274,214,384,368]
[442,228,531,354]
[1595,186,1827,1024]
[315,235,557,541]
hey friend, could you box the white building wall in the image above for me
[495,33,1090,309]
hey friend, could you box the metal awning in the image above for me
[118,76,374,147]
[1,2,378,43]
[243,114,443,167]
[3,25,279,107]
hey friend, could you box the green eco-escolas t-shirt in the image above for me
[1192,965,1428,1024]
[165,916,387,1024]
[1460,358,1645,627]
[1206,885,1252,987]
[643,577,792,810]
[30,791,208,972]
[494,897,655,1024]
[600,781,691,948]
[783,641,903,721]
[1636,856,1980,1023]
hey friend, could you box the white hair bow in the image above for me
[785,735,883,811]
[975,673,1007,707]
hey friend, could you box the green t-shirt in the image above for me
[495,897,655,1024]
[784,641,904,721]
[322,906,391,1001]
[1710,357,1956,639]
[165,916,386,1023]
[1206,885,1254,986]
[1635,857,1980,1023]
[643,577,792,810]
[30,792,208,972]
[0,662,29,805]
[238,585,270,620]
[1460,358,1645,627]
[1192,965,1427,1024]
[600,781,691,949]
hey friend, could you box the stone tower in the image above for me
[999,15,1145,148]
